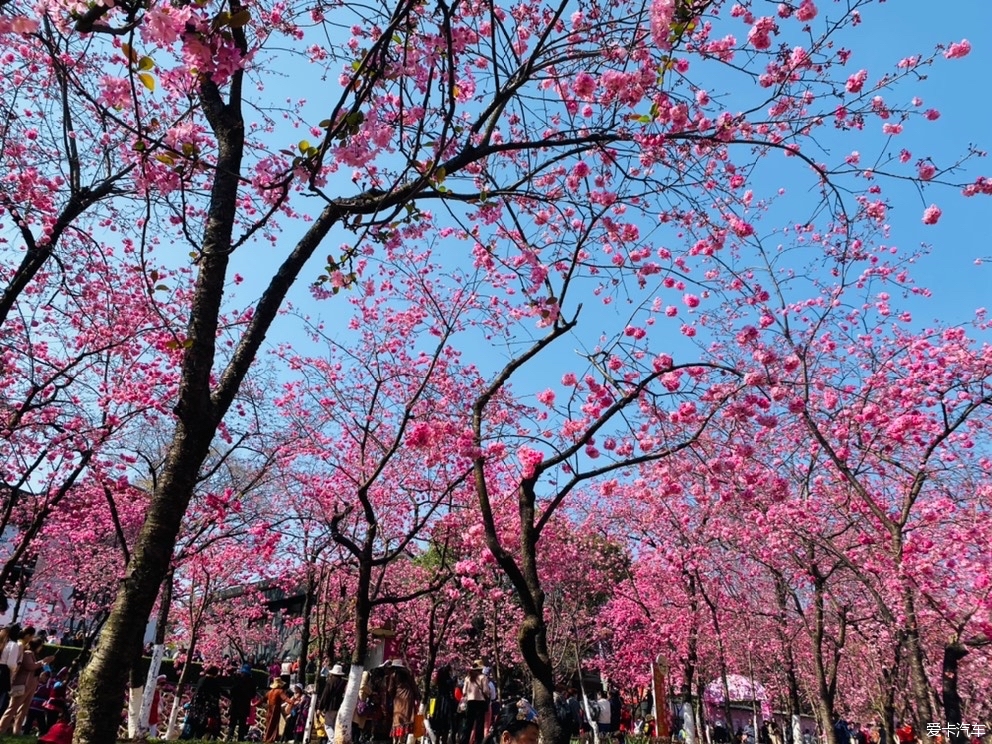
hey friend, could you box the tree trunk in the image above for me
[334,560,373,744]
[941,642,967,744]
[127,662,144,740]
[298,569,316,686]
[139,572,174,738]
[773,574,804,744]
[74,425,217,744]
[519,611,566,744]
[165,633,201,740]
[682,625,697,744]
[72,73,248,741]
[812,579,836,744]
[902,588,934,737]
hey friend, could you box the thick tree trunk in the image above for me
[902,588,934,737]
[519,612,565,744]
[73,60,251,744]
[74,426,217,744]
[941,642,967,744]
[334,559,373,744]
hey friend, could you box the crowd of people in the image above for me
[0,632,986,744]
[0,623,74,744]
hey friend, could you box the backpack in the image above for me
[586,700,600,721]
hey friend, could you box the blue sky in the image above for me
[847,1,992,326]
[221,0,992,378]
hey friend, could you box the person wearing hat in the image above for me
[291,685,315,743]
[284,684,306,743]
[381,660,419,744]
[317,664,348,742]
[264,678,292,743]
[228,664,258,742]
[459,661,491,744]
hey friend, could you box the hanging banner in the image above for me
[652,660,670,738]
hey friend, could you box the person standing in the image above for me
[284,684,305,743]
[460,661,490,744]
[228,664,258,742]
[264,679,292,744]
[384,660,419,744]
[595,691,612,735]
[429,665,458,744]
[318,664,348,743]
[148,675,166,739]
[0,631,53,733]
[294,686,314,744]
[0,625,22,716]
[182,665,223,740]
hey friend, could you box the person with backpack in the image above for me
[554,689,581,741]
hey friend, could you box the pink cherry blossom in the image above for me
[649,0,676,50]
[922,204,942,225]
[944,39,972,59]
[795,0,817,22]
[846,69,868,93]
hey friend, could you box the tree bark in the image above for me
[334,558,374,744]
[298,568,317,686]
[73,72,246,743]
[901,587,935,737]
[811,574,836,744]
[941,642,968,744]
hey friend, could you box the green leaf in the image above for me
[318,119,332,129]
[298,139,311,154]
[137,72,155,92]
[345,111,365,127]
[138,55,155,71]
[154,153,175,165]
[155,284,169,291]
[133,140,147,152]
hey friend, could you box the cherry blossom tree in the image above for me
[0,0,988,739]
[273,253,485,742]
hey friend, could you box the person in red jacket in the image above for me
[896,724,915,744]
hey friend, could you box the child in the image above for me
[39,708,73,744]
[25,669,53,735]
